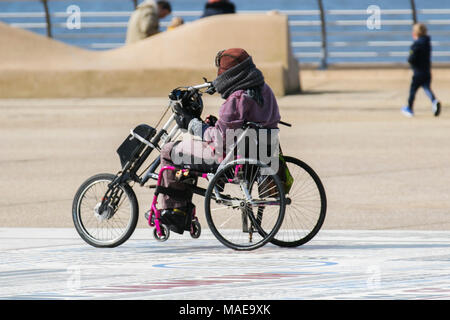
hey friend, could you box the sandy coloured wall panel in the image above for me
[0,13,300,98]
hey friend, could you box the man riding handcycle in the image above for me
[72,48,327,251]
[157,48,285,235]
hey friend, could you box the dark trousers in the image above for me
[408,73,436,110]
[160,139,217,210]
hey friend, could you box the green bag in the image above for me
[278,153,294,194]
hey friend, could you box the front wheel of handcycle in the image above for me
[204,159,286,251]
[72,173,139,248]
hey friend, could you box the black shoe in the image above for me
[160,207,191,234]
[433,100,441,117]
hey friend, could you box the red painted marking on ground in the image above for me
[84,272,300,294]
[214,273,299,280]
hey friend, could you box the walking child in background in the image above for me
[402,23,441,117]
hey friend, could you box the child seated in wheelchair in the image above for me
[157,48,281,234]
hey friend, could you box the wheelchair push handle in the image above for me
[242,121,264,129]
[242,120,292,130]
[279,120,292,127]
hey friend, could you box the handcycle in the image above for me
[72,81,327,250]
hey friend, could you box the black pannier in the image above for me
[116,124,156,168]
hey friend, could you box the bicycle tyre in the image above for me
[270,156,327,247]
[72,173,139,248]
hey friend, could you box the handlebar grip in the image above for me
[206,85,216,95]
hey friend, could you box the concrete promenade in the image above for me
[1,228,449,300]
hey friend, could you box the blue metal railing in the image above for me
[1,0,450,67]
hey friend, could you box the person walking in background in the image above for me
[126,0,172,44]
[402,23,441,117]
[201,0,236,18]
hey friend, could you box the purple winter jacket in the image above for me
[203,83,281,156]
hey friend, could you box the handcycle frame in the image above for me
[102,82,285,241]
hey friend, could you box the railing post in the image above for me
[41,0,52,38]
[410,0,418,24]
[317,0,328,69]
[132,0,138,9]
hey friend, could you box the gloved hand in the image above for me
[205,85,216,95]
[204,115,217,127]
[173,102,194,130]
[175,112,194,130]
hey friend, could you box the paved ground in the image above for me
[1,228,449,300]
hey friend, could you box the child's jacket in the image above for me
[408,35,432,75]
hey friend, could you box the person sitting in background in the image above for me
[201,0,236,18]
[167,16,184,31]
[401,23,441,117]
[126,0,172,44]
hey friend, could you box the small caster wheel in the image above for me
[153,224,170,242]
[190,220,201,239]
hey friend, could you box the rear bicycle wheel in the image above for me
[204,160,285,251]
[270,156,327,247]
[72,173,139,248]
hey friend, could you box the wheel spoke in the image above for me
[205,161,285,250]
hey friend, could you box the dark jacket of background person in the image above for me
[408,35,432,76]
[201,0,236,18]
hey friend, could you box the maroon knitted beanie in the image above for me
[215,48,250,75]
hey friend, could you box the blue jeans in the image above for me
[408,73,436,110]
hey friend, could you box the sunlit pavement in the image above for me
[1,228,449,300]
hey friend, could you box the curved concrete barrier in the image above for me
[0,13,300,98]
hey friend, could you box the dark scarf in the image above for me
[212,56,265,105]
